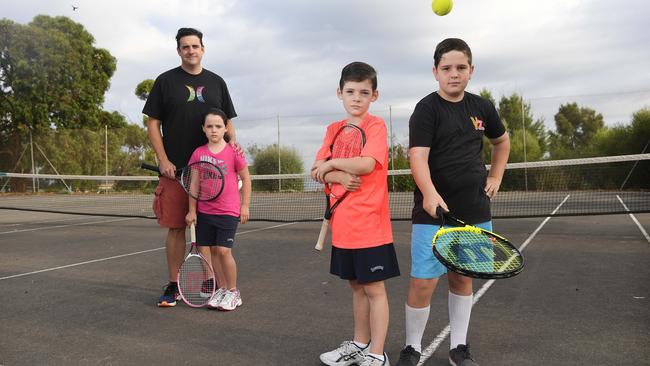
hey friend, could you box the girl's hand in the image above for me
[240,206,250,224]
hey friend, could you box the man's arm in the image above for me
[227,119,237,143]
[485,132,510,198]
[409,146,447,218]
[227,118,246,156]
[146,117,175,178]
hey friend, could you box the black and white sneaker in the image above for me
[449,344,478,366]
[359,353,390,366]
[396,345,420,366]
[319,341,368,366]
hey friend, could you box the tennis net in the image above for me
[1,154,648,221]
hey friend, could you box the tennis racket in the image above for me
[141,161,225,201]
[177,223,216,307]
[315,123,366,251]
[432,208,524,279]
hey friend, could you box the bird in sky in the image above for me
[72,4,79,11]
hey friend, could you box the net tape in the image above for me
[1,154,648,220]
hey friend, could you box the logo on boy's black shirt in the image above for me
[470,116,485,131]
[185,85,206,102]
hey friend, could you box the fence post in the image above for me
[389,106,395,191]
[277,114,281,192]
[521,96,528,191]
[105,125,108,184]
[30,130,36,192]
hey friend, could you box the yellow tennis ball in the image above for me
[432,0,453,16]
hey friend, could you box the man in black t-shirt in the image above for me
[142,27,237,307]
[395,39,510,366]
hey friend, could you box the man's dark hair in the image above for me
[176,28,204,48]
[339,62,378,91]
[433,38,472,68]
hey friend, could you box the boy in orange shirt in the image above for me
[311,62,400,366]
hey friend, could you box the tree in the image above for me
[0,15,117,172]
[478,88,496,105]
[135,79,154,126]
[548,102,605,159]
[495,93,546,162]
[593,108,650,156]
[247,144,304,191]
[135,79,154,101]
[387,141,414,192]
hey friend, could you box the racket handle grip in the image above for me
[141,163,161,173]
[190,223,196,243]
[315,219,329,251]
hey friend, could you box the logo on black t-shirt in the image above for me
[470,116,485,131]
[185,85,206,103]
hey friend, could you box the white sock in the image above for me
[449,291,473,350]
[405,303,430,353]
[353,341,368,350]
[368,352,385,361]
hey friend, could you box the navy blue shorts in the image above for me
[196,213,239,248]
[330,244,400,284]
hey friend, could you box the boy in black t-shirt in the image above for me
[142,28,237,307]
[395,39,510,366]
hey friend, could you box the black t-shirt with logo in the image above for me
[409,91,505,225]
[142,67,237,168]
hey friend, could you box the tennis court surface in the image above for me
[1,208,648,365]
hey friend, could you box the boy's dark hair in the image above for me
[204,108,230,142]
[339,62,378,91]
[176,28,204,48]
[433,38,472,68]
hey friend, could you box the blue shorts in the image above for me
[411,221,492,279]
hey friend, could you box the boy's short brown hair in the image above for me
[339,62,378,91]
[434,38,472,68]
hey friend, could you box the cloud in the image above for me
[4,0,650,168]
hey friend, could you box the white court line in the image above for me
[417,194,571,365]
[0,247,164,281]
[0,222,298,281]
[0,217,136,235]
[616,195,650,243]
[0,215,104,228]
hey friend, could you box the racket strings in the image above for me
[178,256,214,306]
[181,162,224,201]
[326,127,364,200]
[331,127,364,159]
[435,230,522,274]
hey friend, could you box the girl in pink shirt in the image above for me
[186,108,251,311]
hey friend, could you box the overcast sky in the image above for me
[4,0,650,167]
